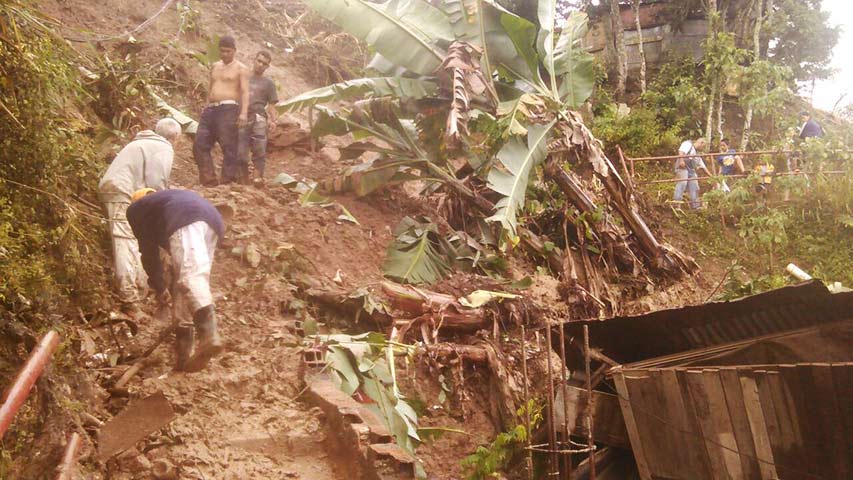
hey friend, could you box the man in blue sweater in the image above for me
[127,188,225,372]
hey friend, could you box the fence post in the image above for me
[0,330,60,437]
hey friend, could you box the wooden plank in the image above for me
[718,367,761,479]
[676,369,715,479]
[809,363,849,479]
[702,369,745,479]
[612,369,653,480]
[625,369,673,477]
[684,369,731,479]
[754,370,785,473]
[739,374,778,479]
[776,364,819,476]
[830,363,853,471]
[659,368,701,479]
[644,369,685,479]
[765,371,798,458]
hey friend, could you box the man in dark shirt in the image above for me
[789,111,825,171]
[238,50,279,182]
[127,189,225,372]
[798,111,823,140]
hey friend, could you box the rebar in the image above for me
[545,324,559,477]
[55,432,82,480]
[520,325,533,480]
[558,322,572,479]
[583,325,596,479]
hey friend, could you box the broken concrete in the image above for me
[305,375,416,480]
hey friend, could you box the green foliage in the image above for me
[591,107,682,158]
[738,60,793,118]
[461,399,543,479]
[639,55,704,134]
[0,3,106,310]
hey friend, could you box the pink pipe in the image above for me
[0,330,60,437]
[55,432,82,480]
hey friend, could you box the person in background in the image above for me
[716,138,745,192]
[674,136,712,209]
[193,35,250,186]
[98,118,182,318]
[127,189,225,372]
[789,111,824,171]
[798,111,824,140]
[239,50,279,183]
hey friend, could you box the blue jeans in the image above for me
[193,104,242,185]
[674,169,700,209]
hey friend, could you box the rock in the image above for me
[151,459,178,480]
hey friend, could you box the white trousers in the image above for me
[168,221,218,314]
[105,201,148,304]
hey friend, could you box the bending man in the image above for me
[98,118,182,317]
[127,189,225,372]
[674,136,712,209]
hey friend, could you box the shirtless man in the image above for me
[193,35,250,186]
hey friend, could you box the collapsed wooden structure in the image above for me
[557,280,852,479]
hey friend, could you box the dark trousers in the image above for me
[238,114,268,178]
[193,104,242,185]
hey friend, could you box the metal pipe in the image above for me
[545,324,559,477]
[583,326,596,480]
[558,322,572,479]
[0,330,60,437]
[521,325,533,480]
[55,432,82,480]
[627,148,853,162]
[638,170,848,185]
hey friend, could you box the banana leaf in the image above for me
[276,77,438,113]
[486,120,556,236]
[554,12,594,107]
[300,0,452,76]
[383,217,451,284]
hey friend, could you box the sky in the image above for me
[811,0,853,112]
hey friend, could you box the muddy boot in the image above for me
[184,305,224,372]
[174,324,194,371]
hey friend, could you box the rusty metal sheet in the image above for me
[563,281,853,364]
[98,391,175,459]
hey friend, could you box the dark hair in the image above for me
[720,138,729,144]
[219,35,236,49]
[799,110,810,117]
[257,50,272,62]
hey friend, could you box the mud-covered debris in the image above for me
[98,392,176,459]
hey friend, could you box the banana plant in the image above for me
[280,0,596,240]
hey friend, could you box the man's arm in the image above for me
[139,240,166,295]
[238,65,250,126]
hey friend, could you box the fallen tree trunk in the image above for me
[380,281,487,332]
[419,343,489,363]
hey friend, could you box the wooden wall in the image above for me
[612,363,851,480]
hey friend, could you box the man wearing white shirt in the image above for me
[674,137,712,209]
[98,118,182,317]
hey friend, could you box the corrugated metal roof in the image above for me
[562,281,853,364]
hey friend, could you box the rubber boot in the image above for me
[174,324,194,371]
[184,305,224,372]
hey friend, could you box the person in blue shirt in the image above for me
[127,188,225,372]
[716,138,745,175]
[789,111,824,171]
[715,138,745,192]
